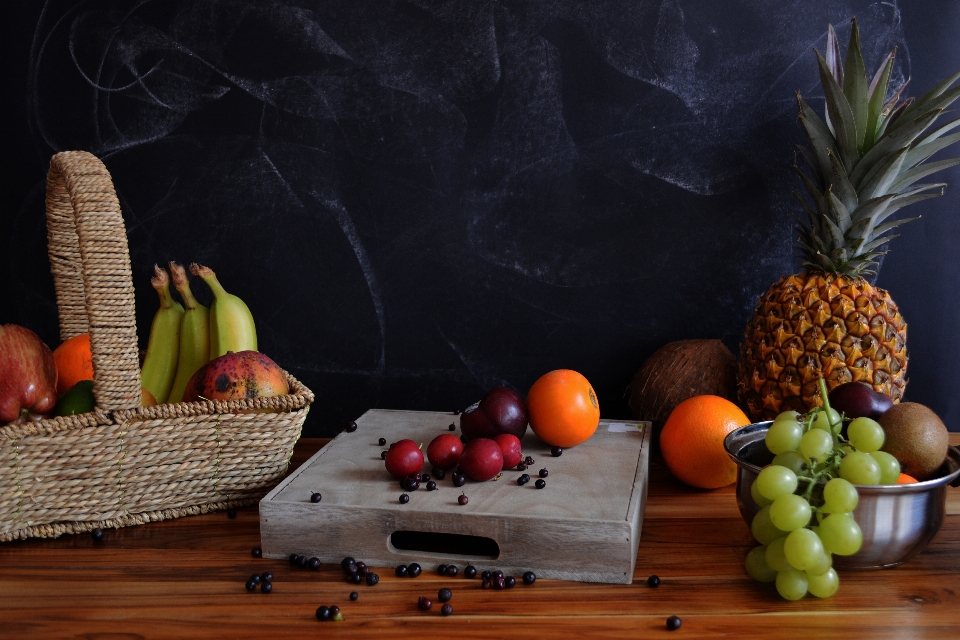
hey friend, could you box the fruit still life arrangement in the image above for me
[1,261,289,426]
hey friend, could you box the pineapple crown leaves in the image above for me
[793,17,960,277]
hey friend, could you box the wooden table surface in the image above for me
[3,434,959,639]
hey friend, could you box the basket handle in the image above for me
[45,151,142,411]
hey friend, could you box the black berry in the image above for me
[438,564,448,576]
[407,563,422,577]
[448,423,456,431]
[316,605,331,621]
[291,554,301,565]
[227,509,237,519]
[481,579,492,589]
[310,492,322,503]
[524,456,535,466]
[551,446,562,457]
[366,572,379,586]
[91,528,104,542]
[517,474,530,486]
[535,479,546,489]
[309,557,320,571]
[344,562,358,575]
[464,565,477,579]
[426,481,437,491]
[505,576,516,588]
[349,573,362,584]
[350,591,359,601]
[647,575,660,588]
[453,472,466,487]
[666,616,682,631]
[261,581,272,593]
[516,463,527,471]
[433,467,446,480]
[399,493,410,504]
[378,437,387,446]
[441,603,453,616]
[355,561,367,576]
[481,571,492,581]
[438,588,452,602]
[396,565,408,577]
[260,572,273,582]
[341,557,356,571]
[421,473,431,483]
[453,409,461,415]
[493,570,504,580]
[494,576,506,589]
[446,565,459,578]
[329,605,341,618]
[418,596,432,611]
[522,571,536,585]
[245,579,257,592]
[539,468,548,478]
[249,574,261,584]
[251,546,262,558]
[298,555,309,567]
[346,421,358,432]
[381,450,388,459]
[458,493,469,505]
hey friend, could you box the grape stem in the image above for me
[817,378,842,443]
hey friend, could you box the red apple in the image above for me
[494,433,523,469]
[458,438,503,482]
[385,439,424,479]
[0,325,59,425]
[459,387,528,441]
[427,434,463,470]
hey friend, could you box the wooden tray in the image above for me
[259,409,651,584]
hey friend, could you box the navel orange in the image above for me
[660,395,750,489]
[527,369,600,448]
[52,333,94,396]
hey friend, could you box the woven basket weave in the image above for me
[0,150,314,542]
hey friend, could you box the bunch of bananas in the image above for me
[140,262,258,404]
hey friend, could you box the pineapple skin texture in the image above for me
[737,273,907,421]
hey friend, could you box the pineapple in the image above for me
[738,18,960,421]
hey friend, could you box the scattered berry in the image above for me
[422,473,431,483]
[441,603,453,616]
[418,596,433,611]
[448,423,456,431]
[350,591,359,601]
[316,605,331,621]
[366,572,379,586]
[426,480,437,491]
[666,616,682,631]
[329,605,341,618]
[349,573,362,584]
[447,565,459,578]
[310,492,322,503]
[481,579,492,589]
[505,576,516,588]
[91,528,104,542]
[245,579,257,592]
[298,556,309,567]
[433,467,446,480]
[260,572,273,582]
[453,472,466,487]
[227,509,237,519]
[291,554,301,565]
[458,493,469,505]
[535,479,546,489]
[453,409,461,415]
[355,561,368,576]
[516,463,527,471]
[396,565,408,577]
[539,468,548,478]
[522,571,536,585]
[647,575,660,588]
[438,588,452,602]
[341,557,356,571]
[261,581,272,593]
[378,437,387,446]
[346,421,358,432]
[551,446,562,457]
[251,546,262,558]
[493,570,504,580]
[309,557,320,571]
[381,451,388,459]
[438,564,448,576]
[249,573,262,584]
[524,456,535,466]
[464,565,477,579]
[494,576,506,589]
[399,493,410,504]
[517,474,530,486]
[408,563,422,577]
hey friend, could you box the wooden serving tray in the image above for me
[259,409,651,584]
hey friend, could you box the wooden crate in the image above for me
[259,409,651,584]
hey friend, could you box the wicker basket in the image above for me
[0,150,314,542]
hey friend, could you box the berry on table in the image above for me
[378,437,387,446]
[308,557,320,571]
[464,565,477,579]
[408,563,422,577]
[366,572,380,586]
[227,509,237,519]
[666,616,682,631]
[438,564,448,576]
[522,571,536,585]
[399,493,410,504]
[245,579,257,592]
[551,446,562,457]
[535,479,546,489]
[260,572,273,582]
[458,493,469,505]
[396,565,408,577]
[438,588,452,602]
[418,596,433,611]
[261,581,272,593]
[441,603,453,616]
[346,421,358,432]
[539,468,548,478]
[647,575,660,587]
[446,565,459,577]
[517,474,530,486]
[91,528,104,542]
[310,492,322,503]
[349,591,359,601]
[316,605,331,621]
[251,546,262,558]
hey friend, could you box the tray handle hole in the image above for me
[388,530,500,560]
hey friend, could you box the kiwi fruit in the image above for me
[878,402,950,481]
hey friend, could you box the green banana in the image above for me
[190,263,257,359]
[167,262,210,404]
[141,265,184,404]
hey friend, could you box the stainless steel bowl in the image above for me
[724,421,960,569]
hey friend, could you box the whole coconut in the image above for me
[626,340,738,444]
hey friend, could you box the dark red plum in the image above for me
[494,434,523,469]
[460,387,528,441]
[427,434,463,470]
[828,382,894,421]
[458,438,503,481]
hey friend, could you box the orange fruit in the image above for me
[660,395,750,489]
[896,473,918,484]
[52,334,94,396]
[527,369,600,448]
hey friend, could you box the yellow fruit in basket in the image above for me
[660,395,750,489]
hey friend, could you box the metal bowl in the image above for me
[724,421,960,569]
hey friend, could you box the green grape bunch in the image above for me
[744,378,900,600]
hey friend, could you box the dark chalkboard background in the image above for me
[2,1,958,435]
